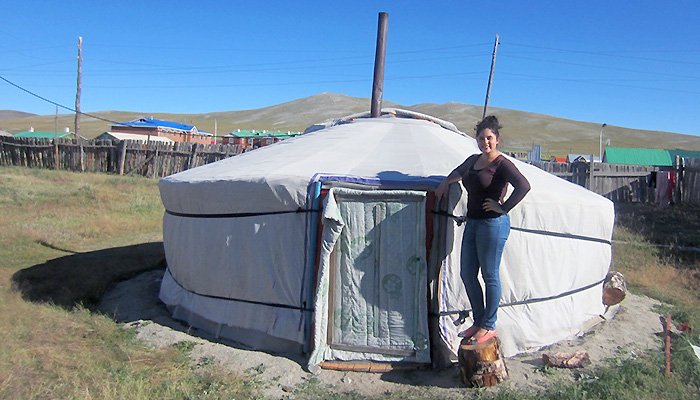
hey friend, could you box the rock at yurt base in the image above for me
[602,271,626,306]
[458,336,508,387]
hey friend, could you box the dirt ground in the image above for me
[98,269,666,399]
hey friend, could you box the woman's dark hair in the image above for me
[475,115,502,137]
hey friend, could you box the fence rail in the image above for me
[0,137,243,178]
[529,159,700,205]
[2,136,699,204]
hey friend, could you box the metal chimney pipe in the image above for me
[370,12,388,118]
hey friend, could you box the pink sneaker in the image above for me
[468,329,497,344]
[457,325,480,339]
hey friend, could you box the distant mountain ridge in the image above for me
[2,93,699,155]
[0,110,37,119]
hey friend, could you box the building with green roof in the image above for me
[222,129,302,149]
[668,149,700,161]
[13,130,73,139]
[603,147,674,167]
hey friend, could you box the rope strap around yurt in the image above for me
[434,277,606,322]
[430,210,610,322]
[165,207,319,218]
[431,210,612,245]
[164,269,315,312]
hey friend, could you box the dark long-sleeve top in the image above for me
[453,154,531,219]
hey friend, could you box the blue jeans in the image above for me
[460,214,510,331]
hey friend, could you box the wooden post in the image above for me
[152,146,159,178]
[370,12,388,118]
[675,155,681,205]
[118,140,127,175]
[589,155,595,191]
[187,143,199,170]
[664,314,672,377]
[53,140,59,170]
[482,34,500,119]
[75,36,82,138]
[79,141,85,172]
[26,139,33,168]
[458,337,508,387]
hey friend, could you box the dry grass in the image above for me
[0,166,260,399]
[613,203,700,326]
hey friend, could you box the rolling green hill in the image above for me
[2,93,699,156]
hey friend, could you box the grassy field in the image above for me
[0,166,699,399]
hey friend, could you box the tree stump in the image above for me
[602,271,626,306]
[457,336,508,387]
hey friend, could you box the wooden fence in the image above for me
[681,158,700,205]
[530,159,700,205]
[0,137,243,178]
[2,136,699,204]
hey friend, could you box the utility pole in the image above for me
[75,36,83,138]
[482,34,500,119]
[370,12,388,118]
[599,123,607,161]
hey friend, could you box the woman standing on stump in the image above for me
[435,116,530,344]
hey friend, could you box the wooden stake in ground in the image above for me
[458,336,508,387]
[665,314,672,376]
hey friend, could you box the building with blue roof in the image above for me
[111,117,213,144]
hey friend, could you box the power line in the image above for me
[501,54,700,80]
[507,42,700,66]
[0,74,125,125]
[499,71,700,95]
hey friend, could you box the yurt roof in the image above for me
[160,113,478,215]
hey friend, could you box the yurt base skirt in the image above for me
[166,304,304,353]
[160,271,305,354]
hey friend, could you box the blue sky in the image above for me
[2,1,700,136]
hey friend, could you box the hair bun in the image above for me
[476,115,502,136]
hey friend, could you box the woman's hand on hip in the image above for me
[434,181,449,201]
[482,198,504,214]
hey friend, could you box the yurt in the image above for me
[158,109,614,370]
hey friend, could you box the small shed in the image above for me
[567,154,601,163]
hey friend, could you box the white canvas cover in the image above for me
[158,110,614,368]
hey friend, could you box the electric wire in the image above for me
[507,42,700,66]
[0,74,127,125]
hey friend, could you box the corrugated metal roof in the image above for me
[118,117,194,131]
[225,129,301,138]
[567,154,601,163]
[668,149,700,160]
[603,147,673,166]
[14,131,72,138]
